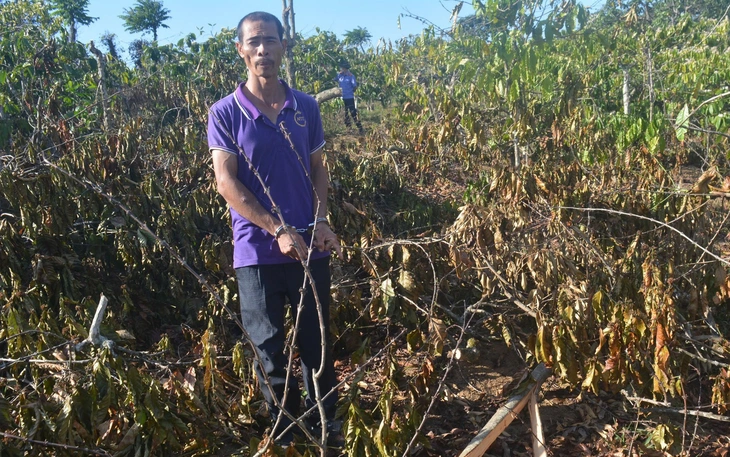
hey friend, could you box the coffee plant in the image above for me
[1,0,730,455]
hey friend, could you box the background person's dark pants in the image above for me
[343,97,363,132]
[235,257,337,435]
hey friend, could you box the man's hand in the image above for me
[313,222,343,260]
[276,229,308,261]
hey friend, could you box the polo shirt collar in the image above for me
[234,79,298,121]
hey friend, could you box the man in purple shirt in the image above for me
[207,11,343,448]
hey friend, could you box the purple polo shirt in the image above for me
[207,80,327,268]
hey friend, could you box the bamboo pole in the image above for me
[458,363,552,457]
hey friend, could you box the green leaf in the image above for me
[380,278,397,316]
[495,79,504,97]
[712,114,727,132]
[581,361,598,391]
[645,424,674,451]
[545,22,555,41]
[533,23,543,41]
[675,104,690,141]
[509,79,520,102]
[541,77,553,96]
[406,329,422,352]
[648,135,663,154]
[135,408,148,425]
[591,291,604,323]
[566,10,576,33]
[57,395,75,443]
[136,228,155,247]
[528,48,537,73]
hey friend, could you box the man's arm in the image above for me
[310,149,343,259]
[211,148,306,259]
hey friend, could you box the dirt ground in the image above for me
[220,334,730,457]
[373,337,730,457]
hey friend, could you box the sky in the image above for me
[76,0,476,57]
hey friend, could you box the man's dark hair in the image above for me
[237,12,284,42]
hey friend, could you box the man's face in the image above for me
[236,19,285,79]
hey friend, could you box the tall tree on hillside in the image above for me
[100,32,120,60]
[653,0,729,25]
[343,26,372,53]
[49,0,96,43]
[456,14,493,38]
[119,0,171,42]
[128,39,150,68]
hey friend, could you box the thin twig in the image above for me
[474,259,536,318]
[646,407,730,423]
[687,123,730,140]
[559,206,730,267]
[0,431,112,457]
[403,313,475,457]
[674,346,730,370]
[684,91,730,125]
[622,390,730,422]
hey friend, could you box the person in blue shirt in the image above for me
[336,61,364,134]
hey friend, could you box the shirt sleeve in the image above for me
[309,100,325,154]
[207,103,238,155]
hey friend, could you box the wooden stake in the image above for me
[529,387,547,457]
[458,363,551,457]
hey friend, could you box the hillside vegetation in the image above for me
[1,0,730,455]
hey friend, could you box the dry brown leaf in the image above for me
[342,200,366,216]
